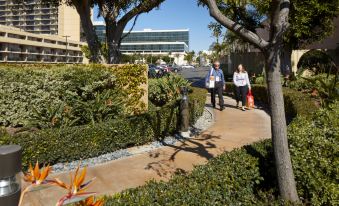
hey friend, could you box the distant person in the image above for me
[205,61,226,111]
[233,64,251,111]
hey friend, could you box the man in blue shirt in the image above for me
[205,61,226,111]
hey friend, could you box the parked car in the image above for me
[181,64,195,69]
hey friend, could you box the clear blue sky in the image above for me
[94,0,216,52]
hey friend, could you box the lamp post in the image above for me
[180,86,190,138]
[62,35,70,63]
[0,145,22,205]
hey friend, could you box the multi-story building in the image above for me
[94,22,190,65]
[0,24,86,63]
[0,0,81,41]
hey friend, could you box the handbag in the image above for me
[246,89,255,109]
[205,68,215,89]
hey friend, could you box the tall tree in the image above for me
[69,0,106,63]
[24,0,105,63]
[96,0,165,64]
[209,0,339,73]
[184,51,195,65]
[26,0,164,63]
[201,0,300,202]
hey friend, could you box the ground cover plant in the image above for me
[0,64,147,128]
[104,86,338,205]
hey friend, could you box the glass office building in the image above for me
[94,22,189,54]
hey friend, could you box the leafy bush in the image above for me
[288,103,339,205]
[0,64,147,127]
[254,75,265,85]
[188,87,207,124]
[288,76,319,91]
[225,83,318,119]
[289,73,339,108]
[302,75,338,108]
[0,87,206,169]
[149,74,189,107]
[104,95,338,206]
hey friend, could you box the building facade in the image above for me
[94,22,189,65]
[0,25,85,63]
[0,0,81,41]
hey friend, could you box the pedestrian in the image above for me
[205,60,226,111]
[233,64,251,111]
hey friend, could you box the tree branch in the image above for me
[119,0,164,26]
[269,0,290,44]
[204,0,269,50]
[120,14,140,43]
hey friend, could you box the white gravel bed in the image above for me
[51,107,214,173]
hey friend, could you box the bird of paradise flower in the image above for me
[19,161,103,206]
[54,166,96,206]
[19,161,54,205]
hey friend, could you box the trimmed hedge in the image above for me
[225,82,318,119]
[188,87,207,124]
[104,88,337,205]
[0,87,206,169]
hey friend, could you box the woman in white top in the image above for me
[233,64,251,111]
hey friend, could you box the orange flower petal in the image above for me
[39,165,51,182]
[29,163,34,179]
[53,178,68,190]
[85,196,94,205]
[76,167,87,188]
[93,199,104,206]
[33,161,40,180]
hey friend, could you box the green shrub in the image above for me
[104,99,338,206]
[0,87,206,169]
[105,147,276,206]
[225,83,318,119]
[148,74,189,107]
[188,87,207,124]
[289,76,318,91]
[288,103,339,205]
[0,64,147,127]
[0,103,175,169]
[254,76,265,85]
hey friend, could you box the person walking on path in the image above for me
[205,61,226,111]
[233,64,251,111]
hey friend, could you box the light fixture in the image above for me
[0,145,21,205]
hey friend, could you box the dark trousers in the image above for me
[235,86,248,106]
[210,82,224,108]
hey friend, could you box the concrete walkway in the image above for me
[22,96,271,206]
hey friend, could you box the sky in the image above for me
[93,0,216,52]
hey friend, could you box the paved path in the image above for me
[22,96,271,206]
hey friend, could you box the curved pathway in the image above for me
[23,95,271,206]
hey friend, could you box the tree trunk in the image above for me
[264,47,299,202]
[106,20,123,64]
[281,44,293,75]
[72,0,105,63]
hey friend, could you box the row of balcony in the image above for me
[0,51,83,58]
[0,11,57,16]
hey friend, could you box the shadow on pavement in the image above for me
[144,133,221,178]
